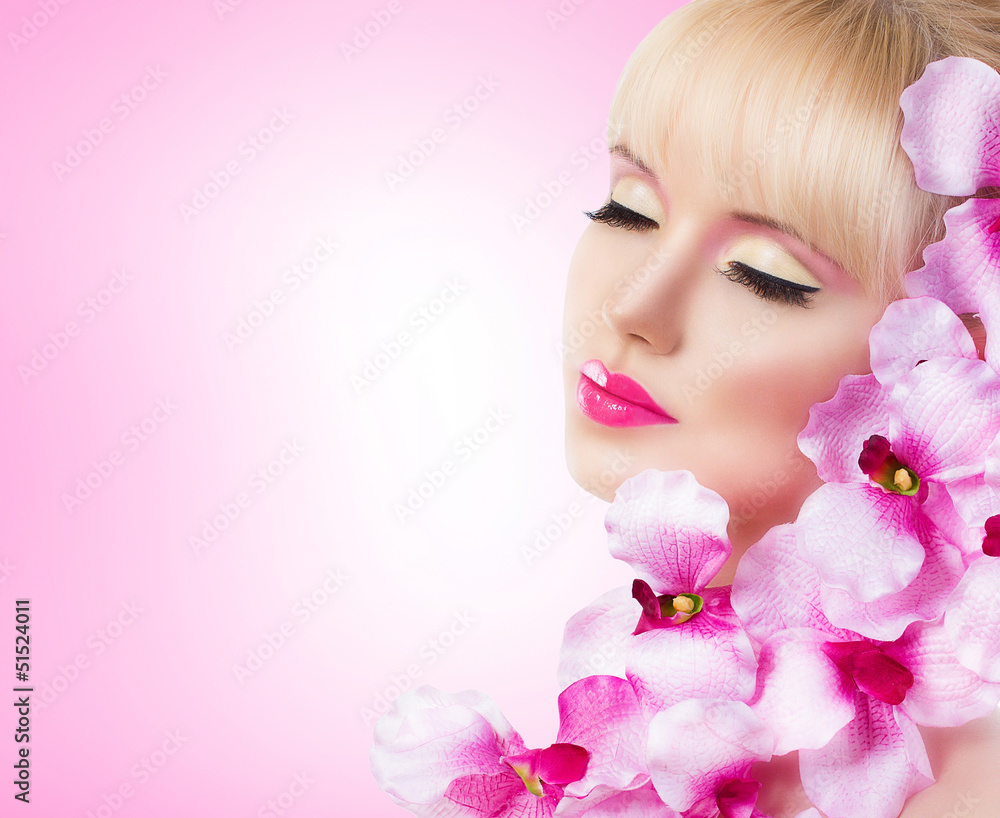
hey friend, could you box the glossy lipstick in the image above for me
[576,359,677,428]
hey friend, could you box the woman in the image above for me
[564,0,1000,814]
[373,2,1000,815]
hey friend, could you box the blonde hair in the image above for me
[609,0,1000,305]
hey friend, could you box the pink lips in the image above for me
[576,360,677,428]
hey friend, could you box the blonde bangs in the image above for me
[606,0,965,304]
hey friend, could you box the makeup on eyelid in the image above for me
[595,178,825,297]
[721,236,823,290]
[609,177,665,223]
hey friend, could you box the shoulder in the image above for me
[900,708,1000,817]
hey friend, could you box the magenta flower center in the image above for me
[716,777,761,818]
[858,435,920,496]
[503,743,588,797]
[631,579,703,635]
[823,640,914,705]
[984,515,1000,557]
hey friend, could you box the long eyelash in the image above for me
[716,261,819,308]
[583,200,659,231]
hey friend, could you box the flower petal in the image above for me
[899,55,1000,196]
[888,356,1000,483]
[750,629,856,755]
[820,525,964,641]
[869,297,978,389]
[732,524,853,645]
[980,285,1000,373]
[537,745,588,787]
[906,197,1000,313]
[553,783,680,817]
[556,675,648,797]
[944,556,1000,682]
[626,588,757,718]
[646,699,773,813]
[557,586,636,689]
[797,375,891,484]
[799,697,933,818]
[606,470,731,594]
[445,773,561,818]
[797,483,925,603]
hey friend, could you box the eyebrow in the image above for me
[610,143,845,272]
[610,144,655,176]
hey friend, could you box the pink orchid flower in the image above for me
[865,297,1000,556]
[899,56,1000,366]
[733,526,1000,818]
[795,356,1000,622]
[370,686,586,817]
[371,676,661,818]
[558,470,757,719]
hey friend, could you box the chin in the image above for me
[564,416,637,503]
[565,409,824,548]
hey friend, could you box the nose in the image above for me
[601,237,697,356]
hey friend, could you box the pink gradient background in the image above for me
[3,0,688,814]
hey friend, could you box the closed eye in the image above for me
[584,200,659,231]
[716,261,819,308]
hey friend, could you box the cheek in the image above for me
[721,301,877,429]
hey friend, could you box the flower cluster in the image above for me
[370,56,1000,818]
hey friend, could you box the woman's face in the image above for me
[562,139,890,546]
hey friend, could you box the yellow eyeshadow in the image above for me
[610,177,665,224]
[723,236,822,289]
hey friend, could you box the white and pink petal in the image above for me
[899,55,1000,196]
[797,375,891,484]
[646,699,773,813]
[557,586,637,689]
[749,629,857,755]
[944,555,1000,682]
[906,197,1000,313]
[605,470,731,594]
[797,483,925,603]
[820,522,964,641]
[799,697,933,818]
[732,524,853,645]
[888,356,1000,484]
[869,297,978,389]
[553,783,680,817]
